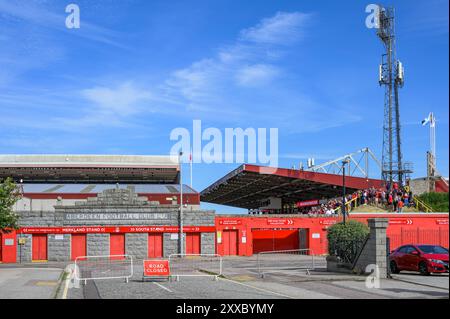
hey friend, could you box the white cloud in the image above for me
[240,12,311,45]
[235,64,280,87]
[81,82,152,115]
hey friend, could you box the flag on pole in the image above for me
[421,113,431,126]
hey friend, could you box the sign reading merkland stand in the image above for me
[143,260,170,280]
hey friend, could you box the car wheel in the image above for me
[419,262,430,276]
[390,261,400,274]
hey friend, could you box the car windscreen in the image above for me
[418,245,449,254]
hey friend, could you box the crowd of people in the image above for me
[301,182,415,216]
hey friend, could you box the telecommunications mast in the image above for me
[376,5,412,188]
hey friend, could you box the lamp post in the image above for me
[179,151,184,255]
[342,158,350,224]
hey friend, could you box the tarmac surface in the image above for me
[1,257,448,299]
[0,267,63,299]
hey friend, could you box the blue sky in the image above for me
[0,0,448,214]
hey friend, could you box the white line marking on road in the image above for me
[153,282,173,293]
[219,277,294,299]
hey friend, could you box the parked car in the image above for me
[389,244,449,275]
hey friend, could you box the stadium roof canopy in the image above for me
[21,183,197,194]
[200,164,384,209]
[0,154,179,184]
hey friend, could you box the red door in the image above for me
[71,234,87,260]
[148,233,163,258]
[186,233,201,254]
[0,233,3,262]
[110,234,125,259]
[252,229,299,253]
[32,235,48,261]
[222,230,238,256]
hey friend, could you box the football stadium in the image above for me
[0,155,447,263]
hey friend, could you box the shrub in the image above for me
[417,192,449,212]
[327,220,370,262]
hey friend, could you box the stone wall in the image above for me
[87,234,110,256]
[201,233,215,255]
[353,218,389,278]
[16,234,32,263]
[48,234,71,261]
[125,233,147,258]
[14,188,216,262]
[163,233,179,257]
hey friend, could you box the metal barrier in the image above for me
[74,255,133,284]
[256,249,315,278]
[168,254,222,280]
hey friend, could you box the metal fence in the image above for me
[256,249,315,278]
[328,238,368,265]
[74,255,134,283]
[168,254,222,280]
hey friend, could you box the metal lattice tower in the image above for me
[376,6,412,187]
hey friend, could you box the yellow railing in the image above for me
[333,196,358,214]
[413,196,433,213]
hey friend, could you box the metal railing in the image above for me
[74,255,133,284]
[256,249,315,278]
[413,195,433,213]
[168,254,223,280]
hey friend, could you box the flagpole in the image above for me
[190,149,193,188]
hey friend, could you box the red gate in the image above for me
[148,233,163,258]
[32,234,47,261]
[252,229,299,253]
[186,233,201,254]
[71,234,87,260]
[110,233,125,259]
[222,230,239,256]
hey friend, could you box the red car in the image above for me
[389,244,449,275]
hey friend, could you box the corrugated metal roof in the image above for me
[22,183,197,194]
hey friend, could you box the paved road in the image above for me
[0,267,63,299]
[392,272,449,290]
[65,258,448,299]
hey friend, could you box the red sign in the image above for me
[267,219,294,225]
[296,200,319,208]
[436,219,449,225]
[319,219,338,225]
[219,220,242,225]
[389,219,413,225]
[18,226,216,234]
[143,260,170,277]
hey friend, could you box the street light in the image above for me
[179,151,184,255]
[342,158,350,224]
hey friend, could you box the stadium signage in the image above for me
[296,200,319,208]
[143,260,170,277]
[65,213,169,220]
[219,220,242,225]
[389,219,413,225]
[18,226,216,234]
[436,219,449,225]
[319,219,337,225]
[267,219,294,225]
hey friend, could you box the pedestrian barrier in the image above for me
[256,249,315,278]
[168,254,222,281]
[74,255,133,284]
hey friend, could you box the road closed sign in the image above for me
[143,260,170,277]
